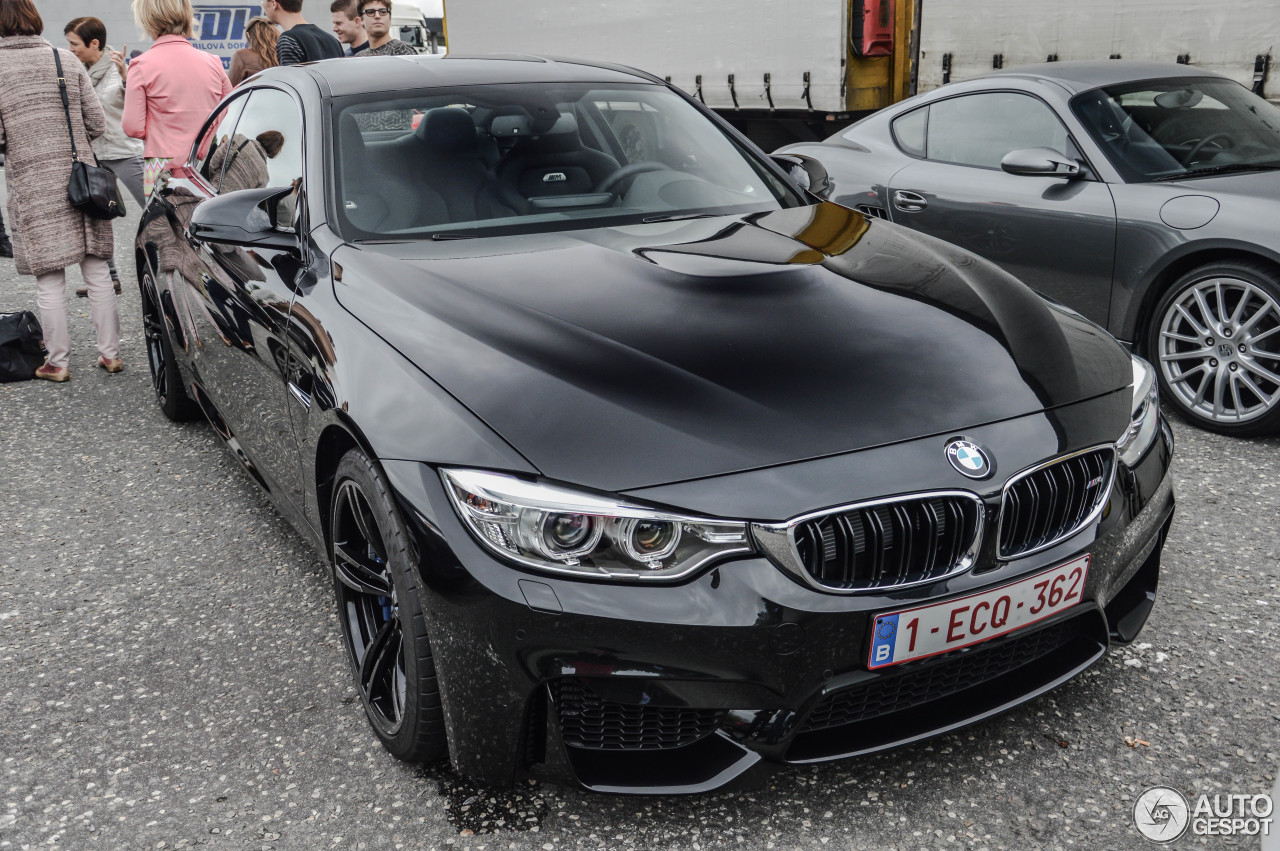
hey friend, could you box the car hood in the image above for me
[333,203,1130,493]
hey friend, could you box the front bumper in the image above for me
[383,408,1175,794]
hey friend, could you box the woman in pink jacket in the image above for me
[120,0,232,199]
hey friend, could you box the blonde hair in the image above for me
[245,17,278,68]
[132,0,194,39]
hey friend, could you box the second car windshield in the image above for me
[332,82,802,240]
[1072,77,1280,182]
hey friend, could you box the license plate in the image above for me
[867,555,1090,670]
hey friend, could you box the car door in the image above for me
[183,86,309,510]
[886,91,1118,325]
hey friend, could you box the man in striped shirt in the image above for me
[263,0,344,65]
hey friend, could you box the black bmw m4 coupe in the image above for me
[135,55,1174,794]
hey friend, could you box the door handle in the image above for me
[893,190,928,212]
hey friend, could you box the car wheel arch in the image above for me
[315,416,380,550]
[1130,244,1280,356]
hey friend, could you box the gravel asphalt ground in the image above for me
[1,175,1277,850]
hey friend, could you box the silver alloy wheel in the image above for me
[1157,276,1280,424]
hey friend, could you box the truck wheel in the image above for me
[1146,260,1280,436]
[330,448,448,762]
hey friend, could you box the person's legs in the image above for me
[101,157,147,208]
[80,159,144,298]
[84,257,124,297]
[0,204,12,258]
[81,255,121,366]
[142,157,172,202]
[34,267,71,372]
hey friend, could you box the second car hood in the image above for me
[333,203,1130,492]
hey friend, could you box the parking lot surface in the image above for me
[1,188,1277,850]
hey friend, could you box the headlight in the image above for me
[441,468,753,581]
[1117,355,1160,466]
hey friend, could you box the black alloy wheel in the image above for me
[1148,260,1280,436]
[140,273,199,422]
[330,449,447,762]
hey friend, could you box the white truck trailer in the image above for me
[912,0,1277,100]
[443,0,1278,145]
[442,0,915,147]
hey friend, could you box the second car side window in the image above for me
[926,92,1070,169]
[192,94,249,192]
[221,87,305,194]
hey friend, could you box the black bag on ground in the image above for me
[52,49,125,220]
[0,310,46,382]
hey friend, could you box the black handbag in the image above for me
[0,310,46,382]
[53,49,126,221]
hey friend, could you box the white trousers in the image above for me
[35,255,121,369]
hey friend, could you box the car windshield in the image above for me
[1072,77,1280,182]
[331,82,803,240]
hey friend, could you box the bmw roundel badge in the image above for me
[946,439,992,479]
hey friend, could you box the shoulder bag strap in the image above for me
[52,48,82,164]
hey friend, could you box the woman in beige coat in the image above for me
[0,0,121,381]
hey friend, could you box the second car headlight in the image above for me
[1117,355,1160,466]
[441,468,753,581]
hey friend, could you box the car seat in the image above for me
[338,112,436,232]
[492,113,620,205]
[413,107,522,224]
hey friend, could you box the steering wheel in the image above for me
[1182,131,1234,165]
[594,161,672,195]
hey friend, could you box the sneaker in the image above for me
[35,363,70,382]
[0,240,12,259]
[97,356,124,374]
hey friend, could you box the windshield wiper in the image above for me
[431,232,479,240]
[640,212,717,223]
[1154,162,1280,181]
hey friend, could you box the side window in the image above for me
[926,92,1070,169]
[223,87,305,194]
[891,106,928,157]
[192,94,249,192]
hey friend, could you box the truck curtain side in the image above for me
[442,0,915,145]
[916,0,1278,100]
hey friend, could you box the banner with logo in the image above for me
[192,5,259,70]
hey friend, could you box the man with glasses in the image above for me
[263,0,343,65]
[356,0,418,56]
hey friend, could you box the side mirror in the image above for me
[1000,147,1082,179]
[772,153,833,199]
[189,185,300,252]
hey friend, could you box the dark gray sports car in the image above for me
[780,61,1280,436]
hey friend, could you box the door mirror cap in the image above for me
[189,185,300,252]
[1001,147,1082,179]
[772,153,833,199]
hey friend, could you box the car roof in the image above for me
[978,60,1232,93]
[260,54,663,98]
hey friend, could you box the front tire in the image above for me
[1146,260,1280,436]
[141,273,200,422]
[330,449,447,763]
